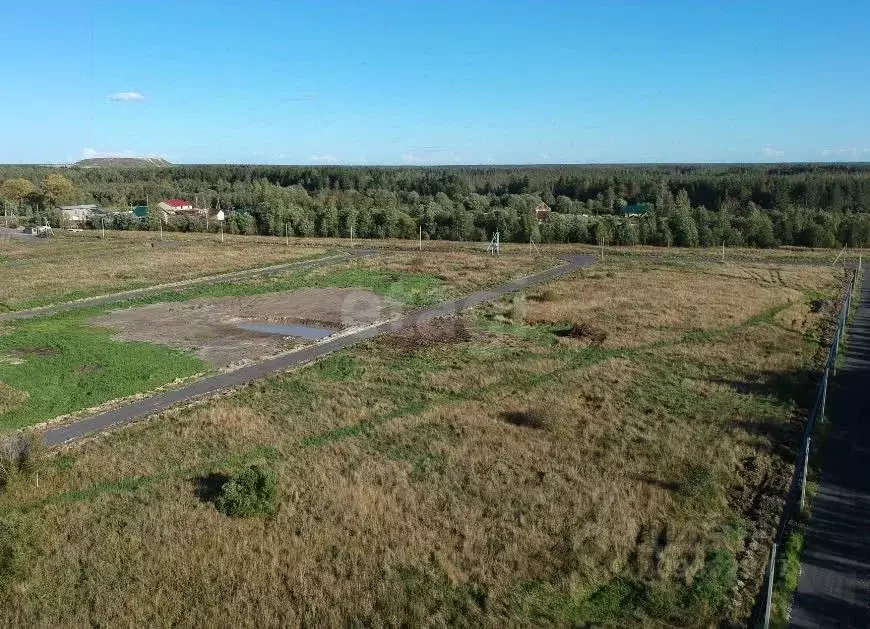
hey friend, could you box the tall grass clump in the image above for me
[0,513,34,591]
[214,465,278,517]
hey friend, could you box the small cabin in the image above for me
[623,203,651,217]
[534,202,551,221]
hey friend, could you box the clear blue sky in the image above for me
[3,1,869,165]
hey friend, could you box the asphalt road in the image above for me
[39,254,595,446]
[0,249,373,322]
[790,275,870,628]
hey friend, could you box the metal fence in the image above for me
[758,257,862,628]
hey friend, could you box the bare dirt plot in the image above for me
[89,288,398,369]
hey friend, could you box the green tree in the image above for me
[669,209,699,246]
[745,209,776,247]
[42,173,76,207]
[1,178,37,210]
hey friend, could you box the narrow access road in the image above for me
[790,275,870,628]
[0,249,373,322]
[39,254,595,446]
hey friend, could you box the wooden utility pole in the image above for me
[419,220,422,251]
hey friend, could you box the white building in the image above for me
[59,204,98,223]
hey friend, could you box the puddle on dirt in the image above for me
[236,322,335,339]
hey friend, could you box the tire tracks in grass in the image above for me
[1,286,805,512]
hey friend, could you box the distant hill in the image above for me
[74,157,171,168]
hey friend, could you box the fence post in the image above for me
[820,367,828,423]
[800,436,811,511]
[763,542,777,629]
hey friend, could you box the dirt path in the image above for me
[37,254,595,446]
[0,249,373,322]
[790,275,870,628]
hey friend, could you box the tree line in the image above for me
[2,163,870,247]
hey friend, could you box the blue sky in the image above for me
[2,1,869,165]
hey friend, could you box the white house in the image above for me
[59,204,98,223]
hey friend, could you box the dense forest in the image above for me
[3,163,870,247]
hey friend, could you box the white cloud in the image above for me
[762,145,785,159]
[401,152,424,164]
[310,153,338,163]
[821,147,870,159]
[108,91,145,102]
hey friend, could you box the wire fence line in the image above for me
[757,257,862,629]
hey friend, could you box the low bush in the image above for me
[17,438,45,477]
[214,465,278,517]
[556,321,608,347]
[531,289,558,303]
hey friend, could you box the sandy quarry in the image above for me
[89,288,398,368]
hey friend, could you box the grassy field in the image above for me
[0,245,553,433]
[0,230,328,311]
[0,249,843,627]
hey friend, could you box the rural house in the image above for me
[159,199,193,212]
[623,203,651,217]
[59,204,98,223]
[534,202,551,221]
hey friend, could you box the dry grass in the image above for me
[0,383,28,414]
[0,255,841,627]
[520,260,841,348]
[0,230,326,309]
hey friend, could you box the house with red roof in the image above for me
[159,199,193,212]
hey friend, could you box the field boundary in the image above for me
[0,249,370,322]
[754,261,860,627]
[11,254,594,447]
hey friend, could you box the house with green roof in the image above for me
[623,203,651,217]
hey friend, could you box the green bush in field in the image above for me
[215,465,278,517]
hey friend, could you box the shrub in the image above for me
[17,438,45,477]
[684,548,737,616]
[0,450,16,492]
[557,322,607,347]
[214,465,278,517]
[531,289,558,303]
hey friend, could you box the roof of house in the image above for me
[163,199,191,208]
[59,204,98,211]
[623,203,651,216]
[534,202,551,219]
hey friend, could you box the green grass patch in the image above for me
[473,318,563,345]
[314,354,362,381]
[0,314,205,431]
[111,266,445,310]
[511,548,737,626]
[771,524,805,628]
